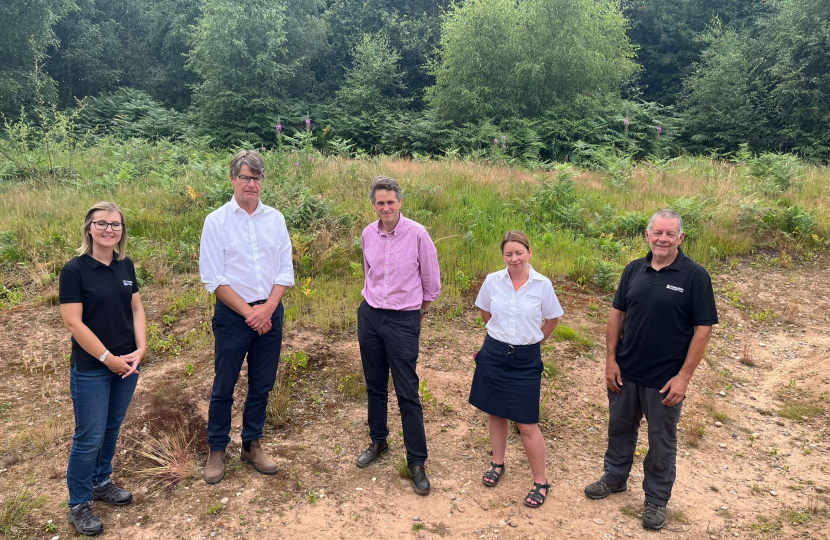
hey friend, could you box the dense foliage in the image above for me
[0,0,828,160]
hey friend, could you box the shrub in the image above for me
[78,88,194,140]
[748,152,800,193]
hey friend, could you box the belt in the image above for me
[248,300,266,306]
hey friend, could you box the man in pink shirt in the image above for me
[356,176,441,496]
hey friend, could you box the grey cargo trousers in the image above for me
[600,379,683,506]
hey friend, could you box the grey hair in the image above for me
[78,201,127,260]
[230,149,265,178]
[369,175,402,203]
[647,209,684,235]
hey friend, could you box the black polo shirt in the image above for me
[59,255,139,371]
[612,248,718,389]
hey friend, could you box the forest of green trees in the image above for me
[2,0,829,161]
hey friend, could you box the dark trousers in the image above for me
[357,300,427,466]
[208,299,284,451]
[601,379,683,506]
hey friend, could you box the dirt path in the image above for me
[1,256,828,540]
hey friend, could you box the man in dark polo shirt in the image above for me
[584,209,718,530]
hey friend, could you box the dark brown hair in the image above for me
[500,230,531,253]
[369,175,402,203]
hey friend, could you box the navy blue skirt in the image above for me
[468,334,543,424]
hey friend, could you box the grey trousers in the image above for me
[600,379,683,506]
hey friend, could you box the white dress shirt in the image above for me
[475,265,564,345]
[199,197,295,303]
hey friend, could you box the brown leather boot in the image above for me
[240,440,278,475]
[203,450,226,484]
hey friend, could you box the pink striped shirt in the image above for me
[361,214,441,311]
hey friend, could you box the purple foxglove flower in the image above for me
[276,124,282,133]
[260,145,266,152]
[502,143,506,149]
[307,155,312,161]
[624,117,630,127]
[295,162,300,167]
[494,137,498,145]
[657,124,662,134]
[501,135,506,142]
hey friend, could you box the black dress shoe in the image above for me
[356,440,388,468]
[410,464,430,495]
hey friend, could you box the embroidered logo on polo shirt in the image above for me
[666,284,684,293]
[123,280,133,286]
[526,294,543,301]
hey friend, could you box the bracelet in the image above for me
[99,350,110,363]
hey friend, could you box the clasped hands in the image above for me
[246,303,274,335]
[105,347,146,378]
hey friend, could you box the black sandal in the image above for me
[523,481,550,508]
[481,461,505,487]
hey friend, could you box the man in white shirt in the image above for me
[199,150,294,484]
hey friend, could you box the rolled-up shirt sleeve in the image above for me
[418,230,441,302]
[199,215,229,294]
[272,212,295,287]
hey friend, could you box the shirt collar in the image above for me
[644,247,686,272]
[230,196,264,215]
[376,213,408,237]
[81,254,117,268]
[498,264,543,281]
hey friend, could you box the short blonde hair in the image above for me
[500,230,531,253]
[77,201,127,260]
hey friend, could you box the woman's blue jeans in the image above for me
[67,365,138,506]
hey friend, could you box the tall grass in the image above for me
[1,139,828,330]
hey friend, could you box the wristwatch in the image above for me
[99,350,110,363]
[419,308,428,315]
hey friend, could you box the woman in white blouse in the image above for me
[469,230,563,508]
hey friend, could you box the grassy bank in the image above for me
[1,139,828,331]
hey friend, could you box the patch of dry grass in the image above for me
[681,413,706,448]
[8,416,70,453]
[132,426,200,491]
[266,374,294,429]
[740,344,757,367]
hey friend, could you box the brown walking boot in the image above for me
[203,450,226,484]
[240,440,278,475]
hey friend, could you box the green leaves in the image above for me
[430,0,637,124]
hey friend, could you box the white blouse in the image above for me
[475,265,564,345]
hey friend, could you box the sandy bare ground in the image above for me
[1,255,828,540]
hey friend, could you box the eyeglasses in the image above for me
[237,174,264,184]
[92,221,124,231]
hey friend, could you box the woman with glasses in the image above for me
[469,231,563,508]
[59,201,147,536]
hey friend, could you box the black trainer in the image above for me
[642,502,666,530]
[92,482,133,506]
[584,480,627,499]
[68,501,104,536]
[410,464,430,496]
[356,441,388,468]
